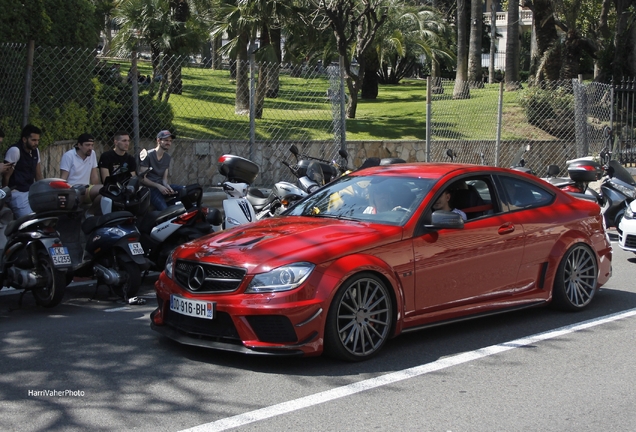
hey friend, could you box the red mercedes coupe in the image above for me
[151,163,612,361]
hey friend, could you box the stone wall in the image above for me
[40,139,577,187]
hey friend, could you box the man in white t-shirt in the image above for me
[60,133,102,211]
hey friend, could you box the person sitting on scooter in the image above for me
[60,133,103,216]
[139,130,184,211]
[98,130,137,180]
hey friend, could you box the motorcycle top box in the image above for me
[567,160,603,183]
[218,155,259,184]
[29,178,78,213]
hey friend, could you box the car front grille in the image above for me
[624,234,636,249]
[163,307,241,343]
[245,315,298,343]
[175,260,246,293]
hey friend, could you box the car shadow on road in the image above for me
[151,285,636,378]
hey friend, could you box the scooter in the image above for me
[101,168,216,271]
[214,154,259,230]
[0,180,75,307]
[57,175,150,300]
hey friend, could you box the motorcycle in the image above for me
[0,180,75,307]
[101,167,216,271]
[56,174,150,301]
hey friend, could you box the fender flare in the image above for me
[316,254,406,337]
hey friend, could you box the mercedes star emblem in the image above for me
[188,265,206,290]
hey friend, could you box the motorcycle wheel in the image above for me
[110,256,141,299]
[32,250,67,308]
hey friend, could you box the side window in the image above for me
[448,176,496,220]
[499,176,554,211]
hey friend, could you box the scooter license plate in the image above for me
[49,247,71,267]
[170,294,215,319]
[128,242,144,255]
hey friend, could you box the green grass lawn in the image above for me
[114,60,534,142]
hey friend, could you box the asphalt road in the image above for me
[1,243,636,432]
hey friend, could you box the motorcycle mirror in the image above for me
[446,149,456,161]
[139,148,148,161]
[546,164,560,177]
[290,145,299,156]
[338,149,348,160]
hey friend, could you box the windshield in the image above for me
[286,175,436,225]
[608,160,636,186]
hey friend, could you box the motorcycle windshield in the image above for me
[306,160,325,185]
[608,160,636,186]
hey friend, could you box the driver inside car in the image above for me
[364,182,414,214]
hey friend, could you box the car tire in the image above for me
[551,243,598,311]
[324,272,393,361]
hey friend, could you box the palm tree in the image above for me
[375,6,454,86]
[467,0,483,86]
[211,0,293,117]
[453,0,470,99]
[112,0,213,101]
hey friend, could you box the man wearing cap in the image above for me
[2,124,43,218]
[60,133,102,211]
[139,130,184,211]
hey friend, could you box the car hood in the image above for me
[176,216,404,274]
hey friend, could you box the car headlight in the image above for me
[625,203,635,220]
[246,262,315,293]
[164,250,175,279]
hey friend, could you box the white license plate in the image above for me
[170,295,215,319]
[49,247,71,266]
[128,242,144,255]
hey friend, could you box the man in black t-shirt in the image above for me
[98,131,137,181]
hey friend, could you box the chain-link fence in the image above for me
[0,44,343,186]
[1,42,629,187]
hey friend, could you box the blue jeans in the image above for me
[150,184,184,211]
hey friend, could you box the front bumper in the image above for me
[151,272,327,357]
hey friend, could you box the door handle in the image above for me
[498,222,515,235]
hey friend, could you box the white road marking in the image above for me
[180,308,636,432]
[104,307,131,312]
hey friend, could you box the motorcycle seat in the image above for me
[82,211,135,234]
[5,213,37,237]
[247,188,269,209]
[5,211,63,237]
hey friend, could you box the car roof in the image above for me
[352,162,511,179]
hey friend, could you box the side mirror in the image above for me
[290,145,299,156]
[139,148,148,162]
[338,149,348,160]
[425,210,464,229]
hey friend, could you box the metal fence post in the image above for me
[131,51,140,155]
[425,76,431,162]
[22,40,34,127]
[249,43,256,161]
[339,56,346,153]
[494,81,504,166]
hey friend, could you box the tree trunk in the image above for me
[468,0,483,86]
[431,58,444,94]
[266,28,281,98]
[453,0,470,99]
[505,0,520,89]
[489,0,498,83]
[613,0,636,79]
[530,0,560,81]
[235,32,250,115]
[361,48,379,99]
